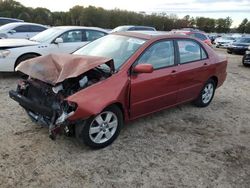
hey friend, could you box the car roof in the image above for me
[0,22,48,28]
[113,31,196,40]
[52,26,108,33]
[0,17,23,22]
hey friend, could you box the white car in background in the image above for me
[0,26,108,72]
[214,36,235,48]
[0,22,48,39]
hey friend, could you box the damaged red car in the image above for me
[9,31,227,148]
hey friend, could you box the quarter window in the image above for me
[137,41,175,69]
[177,40,207,64]
[86,30,106,41]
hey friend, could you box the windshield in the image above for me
[236,38,250,43]
[30,27,62,42]
[74,34,147,70]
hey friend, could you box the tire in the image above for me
[194,79,216,107]
[15,54,39,70]
[242,56,250,67]
[75,105,123,149]
[227,50,232,54]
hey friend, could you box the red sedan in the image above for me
[10,31,227,148]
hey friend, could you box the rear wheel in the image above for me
[194,79,216,107]
[227,50,232,54]
[75,105,123,149]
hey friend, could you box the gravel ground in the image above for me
[0,48,250,188]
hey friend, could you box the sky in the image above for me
[16,0,250,27]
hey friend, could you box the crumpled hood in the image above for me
[16,53,115,85]
[0,38,39,48]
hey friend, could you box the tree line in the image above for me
[0,0,250,33]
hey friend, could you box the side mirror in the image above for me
[8,30,16,34]
[133,64,153,74]
[54,37,63,44]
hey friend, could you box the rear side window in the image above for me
[30,25,47,32]
[137,40,175,69]
[86,30,106,41]
[177,40,207,64]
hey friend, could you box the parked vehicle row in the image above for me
[214,36,235,48]
[0,17,23,26]
[0,22,48,39]
[9,31,227,148]
[227,37,250,55]
[0,26,108,71]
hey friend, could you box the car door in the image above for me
[130,40,179,119]
[49,30,88,54]
[176,39,210,103]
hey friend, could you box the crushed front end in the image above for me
[9,53,114,140]
[9,78,78,139]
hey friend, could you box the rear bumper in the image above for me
[9,90,53,118]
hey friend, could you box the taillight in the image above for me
[204,39,212,46]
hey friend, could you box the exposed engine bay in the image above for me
[9,53,114,139]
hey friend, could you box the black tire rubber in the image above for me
[193,79,216,107]
[242,56,250,67]
[75,105,123,149]
[227,50,232,54]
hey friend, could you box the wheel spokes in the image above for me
[95,115,104,125]
[105,113,112,123]
[94,131,104,143]
[89,126,100,134]
[108,120,118,129]
[105,130,112,140]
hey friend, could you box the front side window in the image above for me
[59,30,84,43]
[177,40,207,64]
[137,40,175,69]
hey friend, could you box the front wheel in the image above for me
[75,105,123,149]
[194,79,216,107]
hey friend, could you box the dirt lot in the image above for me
[0,48,250,188]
